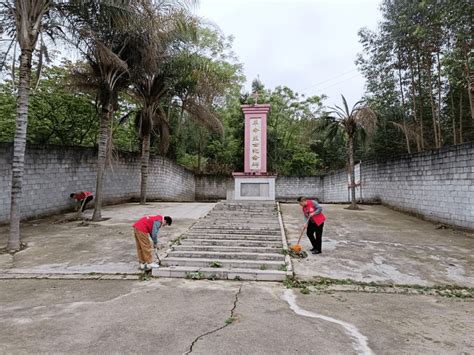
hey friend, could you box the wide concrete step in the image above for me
[180,239,282,247]
[193,225,280,231]
[154,266,288,281]
[174,245,282,254]
[162,257,287,271]
[187,229,281,235]
[183,233,282,241]
[204,210,278,218]
[200,219,280,225]
[168,251,285,261]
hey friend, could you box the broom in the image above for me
[290,216,311,253]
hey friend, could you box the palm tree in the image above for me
[2,0,51,251]
[324,95,377,209]
[63,0,143,220]
[124,4,194,204]
[124,5,225,203]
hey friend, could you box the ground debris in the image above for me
[0,242,28,255]
[288,249,308,259]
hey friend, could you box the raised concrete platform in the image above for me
[154,201,293,281]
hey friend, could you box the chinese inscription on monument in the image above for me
[249,118,261,170]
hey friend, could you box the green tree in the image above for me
[323,95,376,209]
[1,0,51,251]
[63,0,143,220]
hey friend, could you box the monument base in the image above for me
[232,173,276,201]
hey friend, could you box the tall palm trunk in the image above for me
[348,135,357,209]
[92,101,112,221]
[8,48,33,251]
[140,133,150,204]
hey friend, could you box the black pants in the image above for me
[306,222,324,252]
[80,196,93,212]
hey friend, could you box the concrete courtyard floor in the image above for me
[280,203,474,287]
[0,202,473,353]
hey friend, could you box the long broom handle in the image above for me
[296,216,311,245]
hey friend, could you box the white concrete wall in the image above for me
[0,144,195,223]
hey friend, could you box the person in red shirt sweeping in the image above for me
[133,214,172,270]
[297,196,326,254]
[69,191,94,212]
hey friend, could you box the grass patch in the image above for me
[185,272,204,280]
[259,264,267,270]
[210,261,222,268]
[300,287,310,295]
[225,316,237,325]
[283,276,474,298]
[172,235,184,246]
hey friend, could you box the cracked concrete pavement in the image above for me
[280,203,474,287]
[0,279,472,354]
[1,202,473,353]
[0,202,215,275]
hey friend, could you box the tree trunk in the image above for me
[409,62,421,152]
[416,55,425,149]
[140,133,150,204]
[348,135,357,210]
[469,72,474,121]
[459,92,464,144]
[197,131,202,173]
[397,63,411,154]
[8,49,33,251]
[462,43,474,121]
[92,102,112,221]
[451,93,457,145]
[425,57,440,148]
[436,52,443,146]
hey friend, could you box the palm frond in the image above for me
[390,121,420,141]
[183,99,224,135]
[340,94,350,117]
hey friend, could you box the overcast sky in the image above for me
[195,0,382,107]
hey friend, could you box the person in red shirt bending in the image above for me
[69,191,94,212]
[133,214,172,270]
[298,196,326,254]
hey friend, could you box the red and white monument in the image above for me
[232,99,276,200]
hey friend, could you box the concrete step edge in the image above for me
[153,266,289,281]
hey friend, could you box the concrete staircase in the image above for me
[154,201,293,281]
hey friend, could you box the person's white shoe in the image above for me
[138,263,146,270]
[145,262,160,270]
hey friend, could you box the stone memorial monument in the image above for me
[232,97,276,200]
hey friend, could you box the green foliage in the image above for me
[0,82,15,142]
[225,316,237,325]
[357,0,474,155]
[210,261,222,268]
[0,64,99,146]
[300,287,310,295]
[185,272,204,280]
